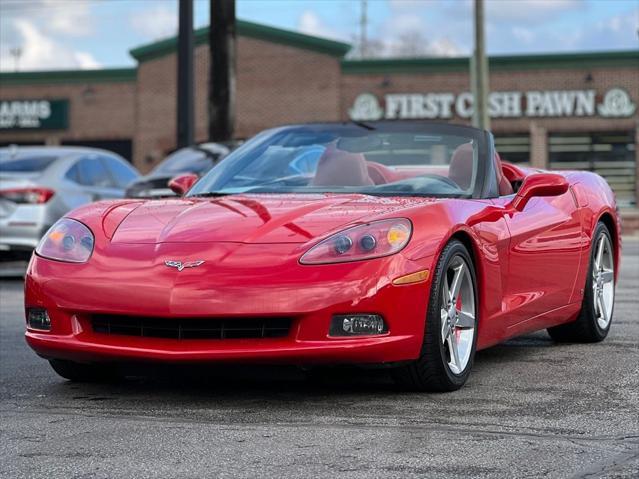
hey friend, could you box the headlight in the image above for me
[300,218,412,265]
[36,218,94,263]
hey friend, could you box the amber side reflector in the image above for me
[392,269,430,286]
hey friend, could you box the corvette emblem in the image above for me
[164,260,205,271]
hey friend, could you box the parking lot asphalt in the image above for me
[1,241,638,479]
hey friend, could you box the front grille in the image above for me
[91,314,292,340]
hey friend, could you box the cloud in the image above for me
[428,38,464,56]
[1,0,94,37]
[42,0,93,37]
[0,19,101,71]
[74,51,101,69]
[485,0,582,24]
[377,0,637,56]
[511,27,535,45]
[297,10,346,41]
[488,4,639,53]
[438,0,582,25]
[130,4,178,40]
[0,0,102,71]
[362,2,464,58]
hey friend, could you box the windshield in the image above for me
[153,148,218,175]
[188,123,486,198]
[0,155,58,173]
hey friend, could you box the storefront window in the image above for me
[549,132,636,207]
[494,135,530,165]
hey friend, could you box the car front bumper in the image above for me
[24,245,434,366]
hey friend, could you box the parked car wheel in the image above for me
[547,221,615,343]
[393,240,478,392]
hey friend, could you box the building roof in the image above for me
[341,50,639,74]
[129,19,352,62]
[0,68,137,86]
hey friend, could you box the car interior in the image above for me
[310,140,527,197]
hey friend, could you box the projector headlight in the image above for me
[36,218,94,263]
[300,218,412,265]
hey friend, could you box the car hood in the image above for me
[109,193,429,244]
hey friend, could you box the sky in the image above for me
[0,0,637,72]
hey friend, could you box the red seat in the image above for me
[449,143,474,190]
[311,143,373,187]
[449,144,514,196]
[501,161,527,184]
[494,152,514,196]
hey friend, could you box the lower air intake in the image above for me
[91,315,292,340]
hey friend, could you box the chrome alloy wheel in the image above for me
[440,255,476,375]
[592,233,615,330]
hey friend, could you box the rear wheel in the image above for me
[49,359,120,382]
[392,240,478,392]
[547,221,615,343]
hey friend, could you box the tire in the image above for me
[547,221,615,343]
[49,359,120,382]
[392,239,478,392]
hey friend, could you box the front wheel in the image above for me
[547,221,615,343]
[392,240,478,392]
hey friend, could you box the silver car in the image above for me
[125,143,231,198]
[0,146,139,253]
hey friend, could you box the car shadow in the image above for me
[49,331,562,404]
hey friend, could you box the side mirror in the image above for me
[168,173,198,196]
[510,173,569,211]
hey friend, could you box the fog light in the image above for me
[330,314,387,336]
[27,308,51,331]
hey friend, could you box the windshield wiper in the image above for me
[189,192,231,198]
[349,120,376,131]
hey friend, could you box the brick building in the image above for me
[1,20,637,206]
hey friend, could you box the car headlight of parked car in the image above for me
[300,218,412,265]
[36,218,94,263]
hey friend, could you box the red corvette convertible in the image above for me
[24,122,620,391]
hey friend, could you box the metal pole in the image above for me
[470,52,477,126]
[177,0,194,148]
[209,0,236,142]
[473,0,490,130]
[10,47,22,72]
[360,0,368,58]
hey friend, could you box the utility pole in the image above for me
[9,47,22,72]
[176,0,194,148]
[360,0,368,58]
[472,0,490,130]
[209,0,236,142]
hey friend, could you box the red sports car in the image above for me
[24,122,620,391]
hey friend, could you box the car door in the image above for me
[492,188,583,326]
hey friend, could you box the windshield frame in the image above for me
[187,121,492,200]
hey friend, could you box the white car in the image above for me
[0,146,139,253]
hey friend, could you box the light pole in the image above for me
[360,0,368,58]
[176,0,194,149]
[472,0,490,130]
[10,47,22,72]
[209,0,236,142]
